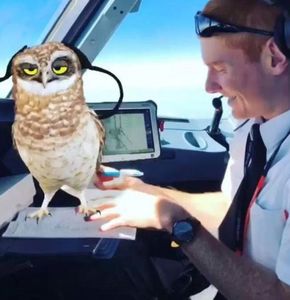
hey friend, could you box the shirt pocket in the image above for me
[247,202,285,271]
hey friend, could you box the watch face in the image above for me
[173,220,195,244]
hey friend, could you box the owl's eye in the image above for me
[52,58,70,75]
[52,65,68,75]
[23,67,39,76]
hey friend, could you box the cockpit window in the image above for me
[83,0,228,119]
[0,0,229,119]
[0,0,69,97]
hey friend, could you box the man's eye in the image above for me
[215,67,226,73]
[214,67,224,73]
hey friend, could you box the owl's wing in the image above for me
[89,110,105,171]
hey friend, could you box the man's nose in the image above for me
[205,73,222,94]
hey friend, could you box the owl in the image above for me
[11,42,105,220]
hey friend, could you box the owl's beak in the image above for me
[41,72,48,88]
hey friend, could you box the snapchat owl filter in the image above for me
[0,42,146,222]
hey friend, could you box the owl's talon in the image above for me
[77,205,101,216]
[26,208,50,222]
[77,205,88,215]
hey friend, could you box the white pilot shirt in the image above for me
[221,110,290,286]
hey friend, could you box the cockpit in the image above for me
[0,1,235,299]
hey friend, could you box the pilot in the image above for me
[90,0,290,299]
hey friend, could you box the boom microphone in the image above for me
[209,95,223,135]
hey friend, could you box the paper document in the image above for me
[3,207,136,240]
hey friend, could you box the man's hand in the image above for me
[95,172,144,190]
[87,189,189,232]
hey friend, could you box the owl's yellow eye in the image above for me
[23,67,38,76]
[52,66,68,75]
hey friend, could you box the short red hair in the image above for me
[202,0,282,62]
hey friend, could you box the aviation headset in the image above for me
[263,0,290,58]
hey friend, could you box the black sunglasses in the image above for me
[195,11,274,37]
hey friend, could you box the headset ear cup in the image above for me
[273,14,290,57]
[283,14,290,57]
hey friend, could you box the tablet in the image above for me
[88,100,161,162]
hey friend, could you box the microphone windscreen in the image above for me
[212,96,222,109]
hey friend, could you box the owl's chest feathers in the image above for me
[13,109,100,182]
[14,93,89,150]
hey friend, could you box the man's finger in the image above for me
[100,218,126,231]
[102,177,126,189]
[88,207,119,221]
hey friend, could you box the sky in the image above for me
[0,0,68,60]
[0,0,230,119]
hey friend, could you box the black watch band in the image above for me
[171,217,201,247]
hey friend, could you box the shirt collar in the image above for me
[258,109,290,157]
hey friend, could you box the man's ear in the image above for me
[263,38,288,75]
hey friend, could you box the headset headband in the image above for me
[263,0,290,12]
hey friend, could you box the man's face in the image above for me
[200,37,269,120]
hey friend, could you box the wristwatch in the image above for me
[171,217,201,247]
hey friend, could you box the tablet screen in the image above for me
[89,101,160,162]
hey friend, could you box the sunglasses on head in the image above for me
[195,11,274,37]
